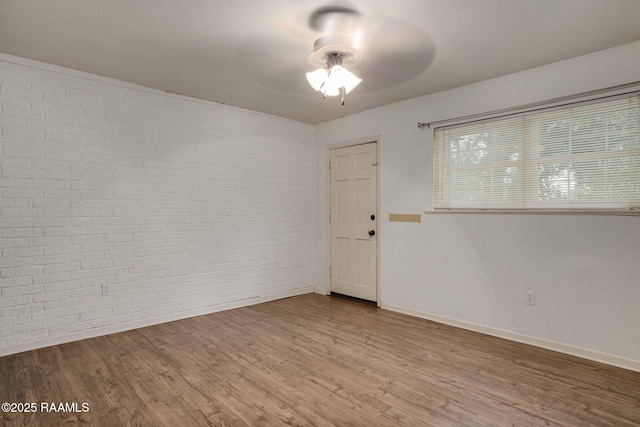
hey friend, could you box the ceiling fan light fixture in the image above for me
[306,53,361,102]
[306,36,362,104]
[306,68,329,91]
[334,66,362,94]
[321,80,341,97]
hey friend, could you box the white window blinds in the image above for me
[434,94,640,210]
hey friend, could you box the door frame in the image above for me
[326,136,381,307]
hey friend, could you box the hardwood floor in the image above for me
[1,293,639,426]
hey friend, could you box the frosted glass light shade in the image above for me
[306,65,361,96]
[306,68,328,91]
[333,66,362,94]
[321,79,340,96]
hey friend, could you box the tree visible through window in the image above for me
[434,94,640,210]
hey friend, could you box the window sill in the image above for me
[424,209,640,216]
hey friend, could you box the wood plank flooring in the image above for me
[1,293,639,426]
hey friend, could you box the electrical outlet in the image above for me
[102,284,111,296]
[525,290,535,305]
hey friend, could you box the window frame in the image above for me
[430,86,640,215]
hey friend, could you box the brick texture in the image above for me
[0,59,314,348]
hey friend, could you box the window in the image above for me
[433,93,640,210]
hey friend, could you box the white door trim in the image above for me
[326,136,381,307]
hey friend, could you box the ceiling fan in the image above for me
[237,4,434,105]
[305,7,364,105]
[305,35,362,105]
[303,5,434,105]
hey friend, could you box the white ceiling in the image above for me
[1,0,640,124]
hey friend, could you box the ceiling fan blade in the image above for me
[347,13,435,91]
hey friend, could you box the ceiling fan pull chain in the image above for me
[341,87,345,105]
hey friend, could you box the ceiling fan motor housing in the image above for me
[309,35,362,68]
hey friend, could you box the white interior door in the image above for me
[330,143,377,302]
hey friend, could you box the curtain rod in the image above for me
[417,81,640,130]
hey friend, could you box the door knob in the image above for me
[370,214,375,220]
[369,230,375,236]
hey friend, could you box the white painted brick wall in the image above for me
[0,58,315,349]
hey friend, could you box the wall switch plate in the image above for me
[525,290,535,305]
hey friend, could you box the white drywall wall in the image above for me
[315,41,640,365]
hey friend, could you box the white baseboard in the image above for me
[382,303,640,373]
[0,287,313,358]
[313,287,329,295]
